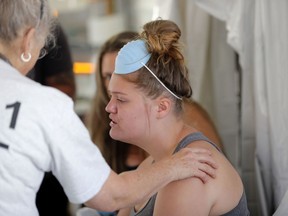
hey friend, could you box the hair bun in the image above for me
[141,19,181,56]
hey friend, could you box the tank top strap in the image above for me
[173,132,222,154]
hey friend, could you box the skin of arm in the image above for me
[116,156,155,216]
[117,207,132,216]
[154,176,211,216]
[85,147,218,212]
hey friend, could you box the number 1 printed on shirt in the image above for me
[6,102,21,129]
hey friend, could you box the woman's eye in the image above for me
[104,74,112,81]
[117,98,125,102]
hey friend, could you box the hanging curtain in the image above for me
[153,0,288,215]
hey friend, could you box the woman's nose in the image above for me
[105,98,116,113]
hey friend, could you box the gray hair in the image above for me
[0,0,55,46]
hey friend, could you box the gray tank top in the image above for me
[132,132,250,216]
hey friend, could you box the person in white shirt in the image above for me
[0,1,218,215]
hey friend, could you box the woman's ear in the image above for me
[21,28,36,53]
[156,98,172,118]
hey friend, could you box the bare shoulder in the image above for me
[154,171,212,215]
[184,139,245,215]
[153,138,217,215]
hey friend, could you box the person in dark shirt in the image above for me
[27,22,76,100]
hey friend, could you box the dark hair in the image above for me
[125,19,192,115]
[87,31,143,173]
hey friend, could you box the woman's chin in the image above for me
[110,130,122,141]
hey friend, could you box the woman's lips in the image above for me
[109,121,116,127]
[109,116,117,127]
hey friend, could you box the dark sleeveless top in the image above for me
[132,132,250,216]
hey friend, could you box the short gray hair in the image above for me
[0,0,55,46]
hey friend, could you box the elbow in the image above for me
[84,197,119,212]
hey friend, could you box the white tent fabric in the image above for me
[153,0,288,215]
[273,190,288,216]
[194,0,288,215]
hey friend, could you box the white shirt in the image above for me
[0,60,110,215]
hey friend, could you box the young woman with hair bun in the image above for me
[107,19,249,216]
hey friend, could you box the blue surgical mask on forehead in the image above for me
[114,39,151,74]
[114,39,182,100]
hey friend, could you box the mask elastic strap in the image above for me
[141,62,182,100]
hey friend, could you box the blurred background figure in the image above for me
[27,21,75,216]
[86,31,148,176]
[85,31,147,216]
[27,22,76,100]
[183,98,223,151]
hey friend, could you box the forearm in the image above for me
[118,158,175,206]
[85,147,217,211]
[86,158,174,212]
[117,207,132,216]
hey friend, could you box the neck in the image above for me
[0,37,27,75]
[0,53,12,66]
[146,121,196,161]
